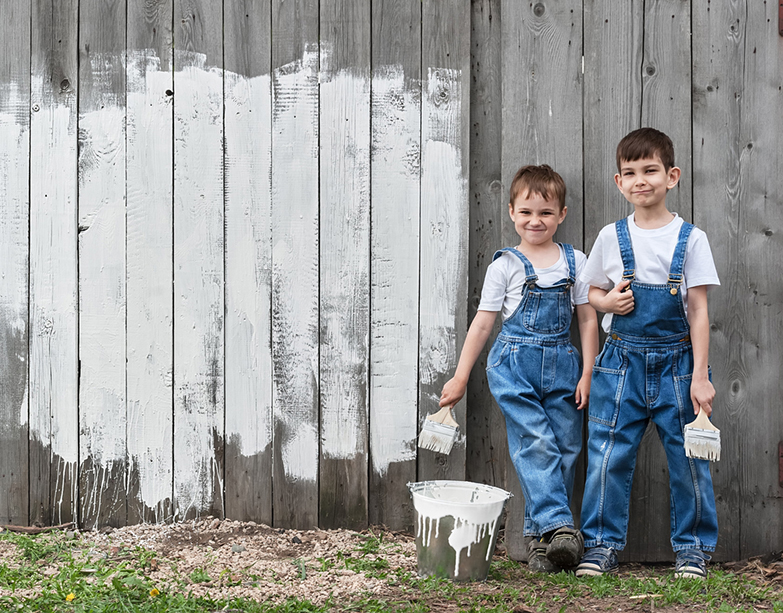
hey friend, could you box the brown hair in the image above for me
[508,164,566,210]
[616,127,675,171]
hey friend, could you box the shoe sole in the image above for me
[674,571,706,580]
[575,565,618,577]
[546,542,582,568]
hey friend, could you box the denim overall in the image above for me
[486,244,582,537]
[580,219,718,552]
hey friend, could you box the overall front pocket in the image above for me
[587,348,627,427]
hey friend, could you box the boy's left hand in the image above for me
[690,376,715,417]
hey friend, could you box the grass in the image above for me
[0,529,781,613]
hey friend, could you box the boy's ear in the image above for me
[666,166,681,189]
[558,206,568,223]
[614,173,623,191]
[508,202,514,218]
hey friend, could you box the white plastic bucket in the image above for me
[407,480,512,581]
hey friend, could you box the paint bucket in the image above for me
[407,480,512,582]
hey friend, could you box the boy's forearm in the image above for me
[452,310,497,384]
[587,286,609,312]
[576,303,599,373]
[687,287,711,378]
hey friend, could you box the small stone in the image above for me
[292,536,302,544]
[209,518,221,530]
[231,544,246,553]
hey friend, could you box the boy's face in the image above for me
[614,155,681,210]
[508,190,566,248]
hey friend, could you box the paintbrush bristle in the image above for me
[418,420,458,454]
[683,427,721,462]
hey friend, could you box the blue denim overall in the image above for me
[486,244,582,537]
[580,219,718,552]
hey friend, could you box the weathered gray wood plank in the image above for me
[368,0,421,530]
[500,0,584,561]
[271,0,320,528]
[173,0,225,521]
[224,0,273,525]
[29,0,79,527]
[418,0,470,482]
[0,0,30,526]
[126,0,175,524]
[77,0,127,530]
[318,0,371,530]
[693,0,783,561]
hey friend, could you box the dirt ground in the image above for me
[13,518,783,611]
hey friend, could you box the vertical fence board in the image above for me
[126,0,175,524]
[418,0,470,482]
[29,0,79,527]
[319,0,371,530]
[271,0,320,528]
[500,0,584,561]
[77,0,127,530]
[368,0,421,529]
[693,0,783,561]
[0,0,30,526]
[224,0,273,524]
[173,0,225,520]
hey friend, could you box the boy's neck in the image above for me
[515,239,560,267]
[632,203,675,229]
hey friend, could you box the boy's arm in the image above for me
[440,310,498,407]
[588,280,635,314]
[687,285,715,416]
[574,303,599,410]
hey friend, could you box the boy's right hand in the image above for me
[602,280,635,315]
[440,377,467,408]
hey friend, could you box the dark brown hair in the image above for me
[508,164,566,210]
[616,127,675,171]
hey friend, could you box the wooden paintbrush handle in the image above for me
[431,405,459,428]
[691,407,716,430]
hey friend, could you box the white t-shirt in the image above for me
[581,213,720,332]
[478,244,590,321]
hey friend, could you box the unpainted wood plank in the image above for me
[172,0,225,521]
[224,0,274,524]
[29,0,79,527]
[368,0,421,530]
[621,0,693,563]
[418,0,470,482]
[318,0,371,530]
[693,0,783,560]
[77,0,127,531]
[271,0,320,529]
[126,0,174,525]
[0,0,31,526]
[500,0,584,561]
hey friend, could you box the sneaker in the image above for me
[575,546,619,577]
[546,526,584,568]
[674,548,710,579]
[527,537,560,574]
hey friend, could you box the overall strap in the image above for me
[667,222,694,286]
[492,248,538,287]
[614,218,636,283]
[560,243,576,287]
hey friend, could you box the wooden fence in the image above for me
[0,0,780,562]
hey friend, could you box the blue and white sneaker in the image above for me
[575,546,619,577]
[674,549,710,579]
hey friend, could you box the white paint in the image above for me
[272,47,320,486]
[369,65,421,477]
[225,68,273,460]
[410,480,511,578]
[126,49,174,516]
[319,61,370,461]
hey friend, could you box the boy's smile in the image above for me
[614,155,680,212]
[509,190,566,250]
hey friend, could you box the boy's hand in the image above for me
[602,280,635,315]
[690,375,715,417]
[440,377,467,408]
[574,374,591,410]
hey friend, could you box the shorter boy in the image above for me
[440,165,598,573]
[576,128,720,579]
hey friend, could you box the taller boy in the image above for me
[576,128,720,579]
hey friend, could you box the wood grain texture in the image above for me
[271,0,320,529]
[693,0,783,560]
[418,0,470,483]
[173,0,225,521]
[77,0,127,530]
[224,0,274,524]
[0,0,30,526]
[126,0,174,524]
[319,0,371,530]
[368,0,421,530]
[500,0,584,561]
[29,0,79,527]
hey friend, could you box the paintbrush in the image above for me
[417,405,459,454]
[683,407,721,461]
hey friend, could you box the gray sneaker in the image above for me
[674,549,710,579]
[527,537,560,574]
[546,526,584,568]
[575,546,619,577]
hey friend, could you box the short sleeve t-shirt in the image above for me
[478,244,590,321]
[580,213,720,332]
